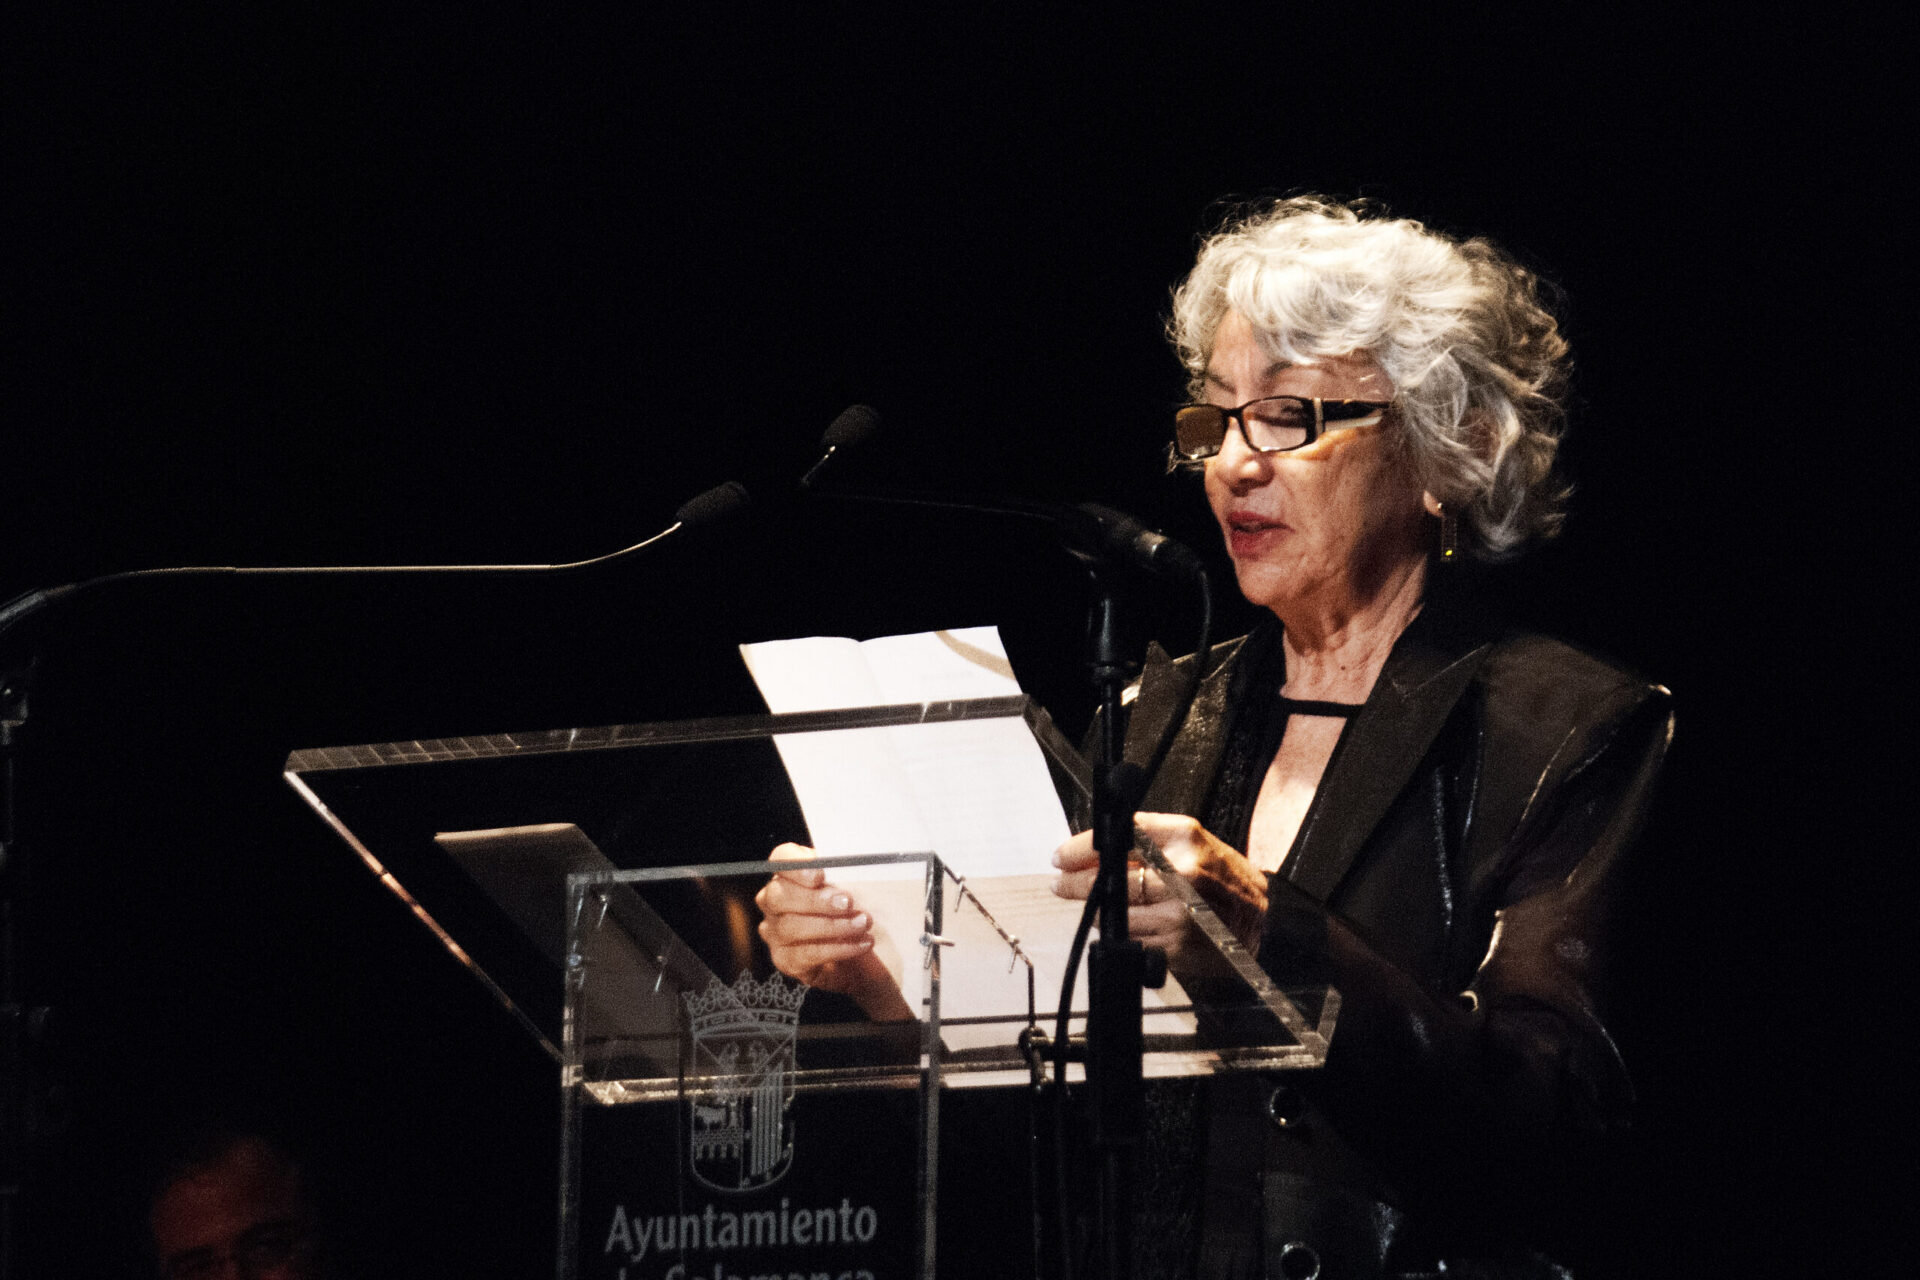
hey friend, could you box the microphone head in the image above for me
[1072,502,1205,581]
[675,481,751,530]
[822,404,881,449]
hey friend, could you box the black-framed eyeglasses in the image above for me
[1173,396,1392,461]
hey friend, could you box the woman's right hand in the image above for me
[1051,812,1269,959]
[755,843,914,1021]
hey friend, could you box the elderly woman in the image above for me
[763,197,1671,1279]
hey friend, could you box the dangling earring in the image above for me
[1424,492,1457,563]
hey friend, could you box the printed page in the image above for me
[738,636,932,869]
[742,627,1112,1027]
[740,627,1070,880]
[860,627,1069,881]
[739,634,883,714]
[857,626,1022,703]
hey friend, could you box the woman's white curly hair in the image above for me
[1169,196,1570,559]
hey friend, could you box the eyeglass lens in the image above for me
[1175,397,1316,458]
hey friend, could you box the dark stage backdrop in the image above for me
[3,8,1894,1278]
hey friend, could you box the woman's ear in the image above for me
[1421,491,1444,519]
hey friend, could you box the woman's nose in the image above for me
[1214,418,1272,487]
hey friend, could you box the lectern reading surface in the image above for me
[286,698,1334,1279]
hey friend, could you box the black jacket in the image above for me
[1118,602,1673,1279]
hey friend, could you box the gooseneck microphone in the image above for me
[799,405,1205,585]
[0,479,752,640]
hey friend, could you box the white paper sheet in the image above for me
[739,627,1191,1032]
[739,627,1069,880]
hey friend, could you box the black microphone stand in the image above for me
[1081,563,1153,1280]
[800,409,1217,1280]
[0,656,36,1280]
[1055,541,1211,1280]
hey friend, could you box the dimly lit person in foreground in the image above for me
[148,1130,321,1280]
[760,197,1672,1277]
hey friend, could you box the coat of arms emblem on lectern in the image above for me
[682,972,805,1192]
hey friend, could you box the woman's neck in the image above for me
[1275,558,1428,703]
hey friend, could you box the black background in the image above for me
[3,6,1898,1277]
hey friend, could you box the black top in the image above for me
[1113,600,1674,1278]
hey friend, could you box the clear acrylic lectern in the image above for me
[285,697,1336,1279]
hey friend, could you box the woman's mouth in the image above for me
[1224,511,1288,555]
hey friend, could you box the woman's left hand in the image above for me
[1050,812,1269,958]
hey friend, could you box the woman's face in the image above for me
[1202,311,1429,618]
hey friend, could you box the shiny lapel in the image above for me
[1283,613,1493,902]
[1129,636,1249,817]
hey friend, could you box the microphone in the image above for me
[1064,503,1207,584]
[794,403,1217,824]
[0,480,753,641]
[800,404,881,490]
[674,480,752,532]
[798,403,1204,584]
